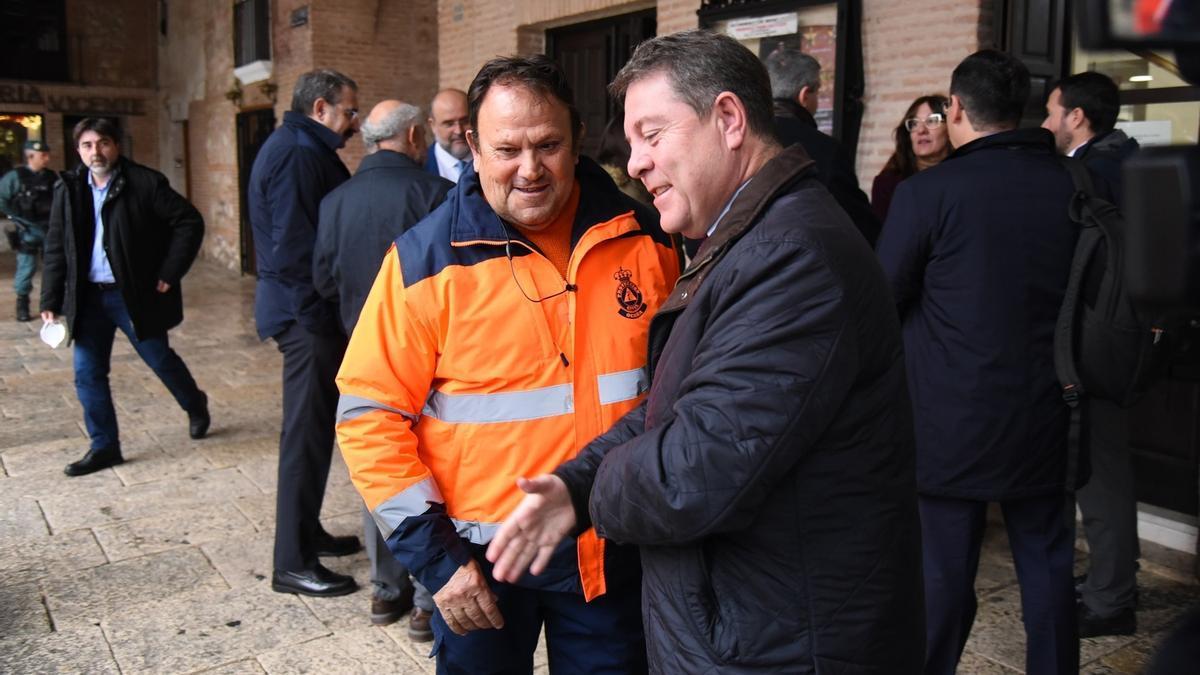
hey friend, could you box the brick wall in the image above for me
[856,0,988,189]
[0,0,157,174]
[66,0,157,88]
[162,0,440,270]
[312,0,440,171]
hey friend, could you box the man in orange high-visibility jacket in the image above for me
[336,54,679,673]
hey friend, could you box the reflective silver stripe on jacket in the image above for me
[337,394,419,424]
[451,519,501,545]
[422,384,575,424]
[372,476,443,537]
[597,366,649,405]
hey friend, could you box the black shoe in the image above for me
[1075,572,1140,608]
[64,446,124,476]
[188,391,210,440]
[315,531,362,557]
[1078,603,1137,639]
[271,564,358,597]
[16,295,31,322]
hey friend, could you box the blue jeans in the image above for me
[73,284,203,450]
[13,227,44,296]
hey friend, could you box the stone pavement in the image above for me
[0,252,1197,674]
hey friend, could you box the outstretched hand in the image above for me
[486,474,577,583]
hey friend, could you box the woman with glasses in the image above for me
[871,94,951,222]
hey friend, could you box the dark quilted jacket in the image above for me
[555,145,925,673]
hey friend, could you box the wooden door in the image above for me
[236,108,274,275]
[547,10,656,159]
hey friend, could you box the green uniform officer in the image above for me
[0,140,55,321]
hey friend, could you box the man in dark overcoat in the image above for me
[876,50,1081,675]
[41,117,208,476]
[248,68,363,598]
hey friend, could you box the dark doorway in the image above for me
[547,9,655,159]
[1001,0,1071,127]
[236,108,274,275]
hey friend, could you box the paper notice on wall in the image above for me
[725,13,799,40]
[1116,120,1173,147]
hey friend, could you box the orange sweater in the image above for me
[515,181,580,278]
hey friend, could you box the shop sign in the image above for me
[0,83,145,116]
[725,13,799,40]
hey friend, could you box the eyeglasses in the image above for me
[904,113,946,132]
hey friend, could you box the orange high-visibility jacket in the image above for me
[336,158,679,600]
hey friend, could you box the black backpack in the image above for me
[1054,158,1168,410]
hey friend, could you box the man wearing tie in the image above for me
[424,88,471,184]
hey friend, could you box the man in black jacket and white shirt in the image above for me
[41,117,208,477]
[486,30,923,674]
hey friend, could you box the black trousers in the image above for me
[920,494,1078,675]
[272,321,347,572]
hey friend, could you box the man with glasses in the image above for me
[765,47,879,246]
[335,55,678,672]
[248,68,363,598]
[877,50,1081,674]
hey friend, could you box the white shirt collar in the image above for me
[433,143,467,183]
[706,179,753,237]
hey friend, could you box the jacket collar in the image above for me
[691,145,816,272]
[283,110,346,151]
[656,144,816,316]
[773,98,817,129]
[448,155,640,246]
[357,149,420,173]
[948,127,1056,160]
[70,156,127,199]
[1076,129,1138,160]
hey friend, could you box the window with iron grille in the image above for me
[234,0,271,67]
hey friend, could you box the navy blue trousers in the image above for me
[73,284,203,450]
[430,580,646,675]
[920,495,1078,675]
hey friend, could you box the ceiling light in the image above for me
[1129,75,1154,82]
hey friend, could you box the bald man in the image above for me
[424,88,471,183]
[313,99,452,636]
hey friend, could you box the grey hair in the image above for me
[609,30,776,139]
[764,48,821,101]
[361,103,423,153]
[290,68,358,114]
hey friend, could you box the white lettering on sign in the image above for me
[725,13,799,40]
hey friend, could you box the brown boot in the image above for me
[408,607,433,642]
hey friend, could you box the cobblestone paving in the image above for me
[0,252,1195,674]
